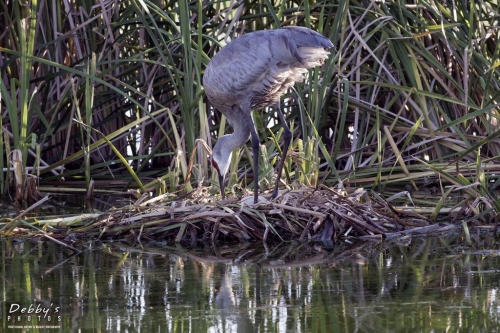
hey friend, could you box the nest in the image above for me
[41,185,462,246]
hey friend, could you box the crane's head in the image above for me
[211,136,233,200]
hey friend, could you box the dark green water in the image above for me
[1,237,499,332]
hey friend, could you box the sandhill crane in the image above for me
[203,26,333,204]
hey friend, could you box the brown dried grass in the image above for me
[51,186,436,243]
[4,184,498,247]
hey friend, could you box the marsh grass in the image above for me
[1,0,499,222]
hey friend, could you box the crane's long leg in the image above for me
[272,100,292,199]
[250,120,260,204]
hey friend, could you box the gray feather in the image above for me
[204,26,334,114]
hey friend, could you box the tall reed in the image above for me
[0,0,498,215]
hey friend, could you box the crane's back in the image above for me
[203,26,333,116]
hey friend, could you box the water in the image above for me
[1,237,499,332]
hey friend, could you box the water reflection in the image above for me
[1,237,499,332]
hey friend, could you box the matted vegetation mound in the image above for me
[3,185,498,248]
[4,187,452,243]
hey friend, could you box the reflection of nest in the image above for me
[108,236,448,270]
[48,186,459,244]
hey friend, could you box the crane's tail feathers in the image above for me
[297,47,331,67]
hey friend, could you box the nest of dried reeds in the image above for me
[42,185,463,245]
[4,184,498,251]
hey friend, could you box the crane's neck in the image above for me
[225,116,253,151]
[212,112,253,177]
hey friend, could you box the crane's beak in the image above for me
[217,171,226,200]
[196,139,227,200]
[211,158,226,200]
